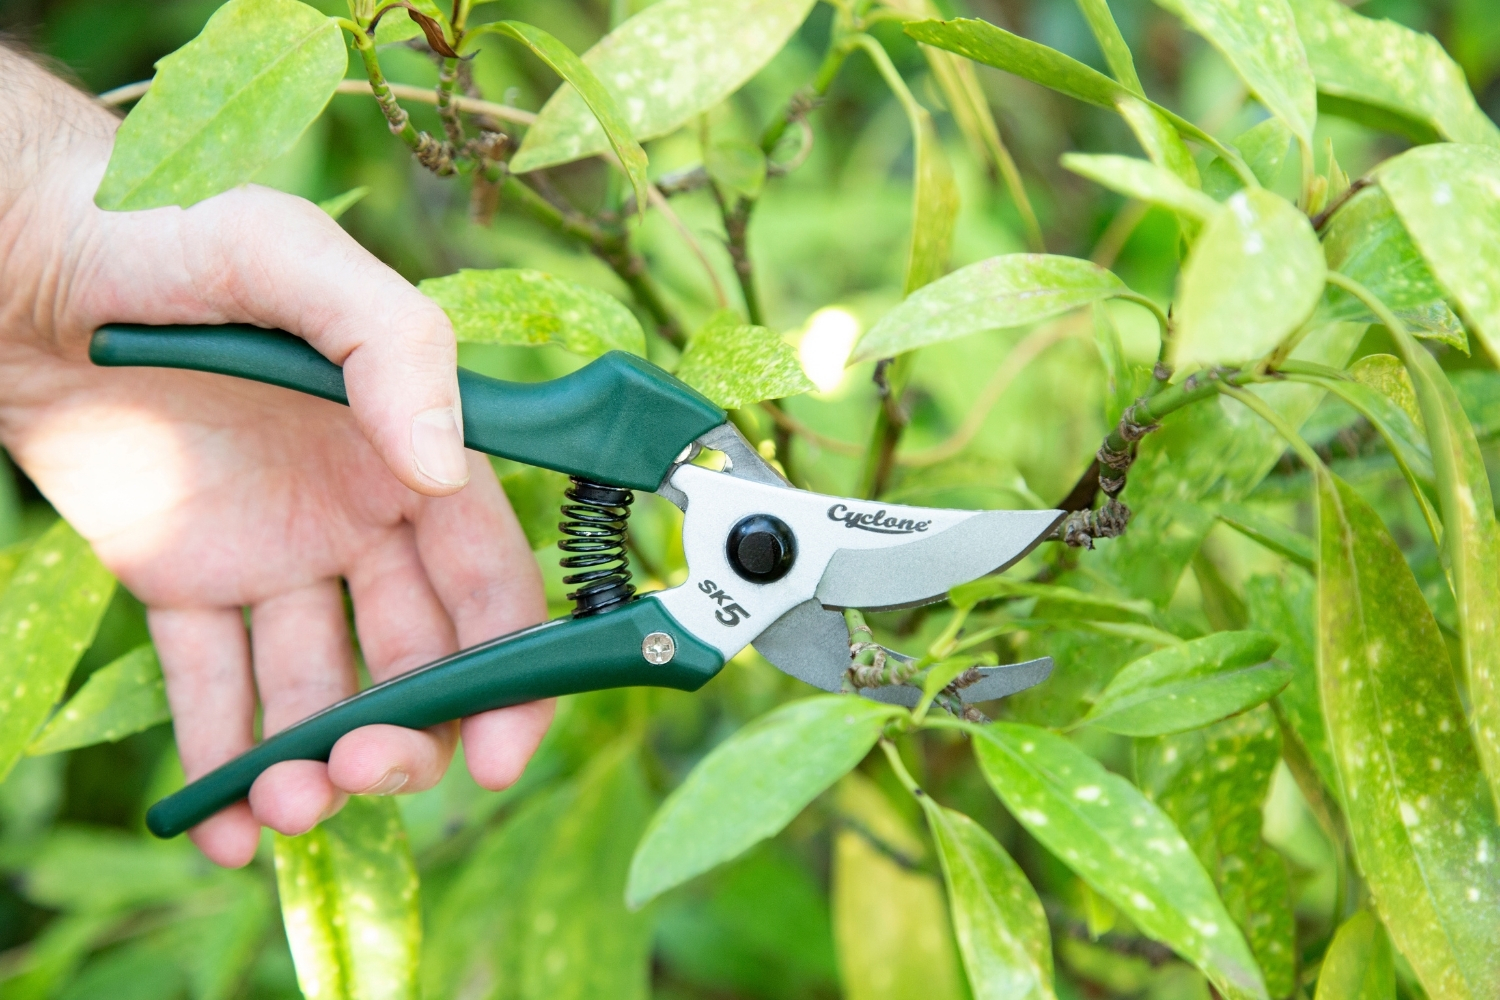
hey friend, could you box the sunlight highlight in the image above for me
[797,307,861,394]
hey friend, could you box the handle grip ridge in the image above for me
[145,599,722,838]
[91,323,725,491]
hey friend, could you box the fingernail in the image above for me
[361,768,409,796]
[411,407,469,487]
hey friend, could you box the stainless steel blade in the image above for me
[751,599,850,693]
[816,509,1065,611]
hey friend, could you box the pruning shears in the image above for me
[90,324,1065,840]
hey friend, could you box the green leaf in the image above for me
[1319,187,1467,350]
[1137,708,1297,999]
[1080,631,1289,737]
[1094,303,1153,428]
[919,799,1058,1000]
[1315,468,1500,999]
[95,0,346,211]
[704,139,767,201]
[510,0,817,172]
[1390,323,1500,819]
[1061,154,1221,222]
[626,696,904,908]
[1379,144,1500,361]
[1216,504,1315,570]
[1314,911,1394,1000]
[832,775,966,1000]
[854,255,1127,363]
[521,741,654,1000]
[20,827,206,912]
[969,723,1268,1000]
[501,465,572,551]
[904,18,1232,161]
[1152,0,1316,146]
[317,186,369,220]
[951,577,1154,619]
[419,268,646,358]
[1350,354,1422,431]
[1173,189,1325,369]
[1074,0,1143,94]
[273,796,421,1000]
[1289,0,1500,147]
[0,520,116,783]
[1245,570,1339,796]
[1202,118,1292,200]
[1117,98,1200,188]
[27,644,168,756]
[470,21,651,213]
[673,310,814,410]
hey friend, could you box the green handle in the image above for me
[145,599,722,839]
[91,324,726,491]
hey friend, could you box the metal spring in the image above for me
[558,477,636,617]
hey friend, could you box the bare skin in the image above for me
[0,49,551,867]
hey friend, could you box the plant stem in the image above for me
[859,354,913,498]
[352,33,423,152]
[879,739,923,796]
[1219,385,1324,469]
[436,56,464,146]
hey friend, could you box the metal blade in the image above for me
[815,509,1065,612]
[751,599,849,693]
[853,656,1054,709]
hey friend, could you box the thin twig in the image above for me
[1090,199,1150,270]
[98,77,537,126]
[897,316,1085,467]
[647,185,729,309]
[1311,176,1373,231]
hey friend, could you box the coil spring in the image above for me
[558,477,636,617]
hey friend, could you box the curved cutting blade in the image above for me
[751,598,849,693]
[815,508,1065,612]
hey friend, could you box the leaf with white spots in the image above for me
[272,795,421,1000]
[521,740,654,1000]
[1387,323,1500,840]
[627,696,903,909]
[1202,118,1292,200]
[1318,186,1468,350]
[919,798,1058,1000]
[673,310,814,410]
[853,255,1128,364]
[0,520,116,783]
[27,645,168,755]
[1152,0,1317,146]
[1174,189,1326,369]
[1379,144,1500,367]
[1080,631,1290,737]
[967,722,1269,1000]
[1315,467,1500,999]
[419,268,646,358]
[1137,708,1297,999]
[1289,0,1500,147]
[510,0,818,171]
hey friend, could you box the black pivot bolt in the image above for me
[726,514,797,583]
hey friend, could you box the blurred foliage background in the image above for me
[0,0,1497,998]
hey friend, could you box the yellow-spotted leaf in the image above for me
[1137,708,1296,999]
[28,645,168,755]
[1379,143,1500,361]
[511,0,817,172]
[854,255,1127,363]
[1152,0,1316,145]
[673,310,815,409]
[0,520,116,783]
[419,268,646,358]
[627,696,904,908]
[919,799,1058,1000]
[1289,0,1500,147]
[1174,189,1325,368]
[273,796,421,1000]
[969,723,1268,1000]
[1315,468,1500,999]
[96,0,346,210]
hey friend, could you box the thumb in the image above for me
[88,184,469,496]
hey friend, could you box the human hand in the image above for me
[0,51,551,867]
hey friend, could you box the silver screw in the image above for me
[641,631,676,665]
